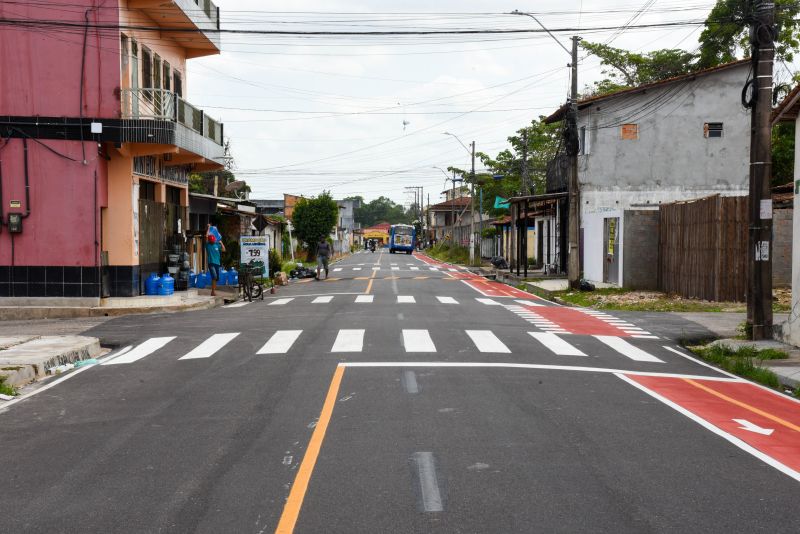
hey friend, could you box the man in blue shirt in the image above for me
[205,231,226,296]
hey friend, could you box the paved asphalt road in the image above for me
[2,250,800,533]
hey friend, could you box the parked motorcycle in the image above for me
[289,262,317,279]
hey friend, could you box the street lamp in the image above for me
[511,9,581,287]
[442,132,477,264]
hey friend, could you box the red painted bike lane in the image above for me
[623,374,800,481]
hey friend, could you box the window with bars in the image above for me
[704,122,723,138]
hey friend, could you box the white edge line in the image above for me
[460,279,490,296]
[0,364,96,412]
[97,345,132,365]
[663,345,800,405]
[337,361,738,381]
[615,373,800,483]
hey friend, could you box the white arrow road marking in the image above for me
[733,419,775,436]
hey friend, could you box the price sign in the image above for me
[240,236,269,276]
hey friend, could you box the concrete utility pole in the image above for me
[567,35,581,288]
[470,140,476,265]
[747,0,775,339]
[521,129,529,194]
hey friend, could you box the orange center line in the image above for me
[683,378,800,434]
[275,366,346,534]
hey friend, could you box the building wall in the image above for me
[0,0,121,118]
[622,210,659,290]
[577,65,751,285]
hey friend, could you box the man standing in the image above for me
[316,235,330,280]
[205,231,226,296]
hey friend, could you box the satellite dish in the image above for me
[224,180,246,192]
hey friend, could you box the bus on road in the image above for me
[389,224,416,254]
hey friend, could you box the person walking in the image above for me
[205,231,226,296]
[316,236,331,280]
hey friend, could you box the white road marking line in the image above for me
[392,266,400,270]
[410,266,420,271]
[179,333,240,360]
[595,335,664,362]
[99,345,132,365]
[312,296,334,303]
[257,330,303,354]
[333,268,342,272]
[341,362,739,382]
[403,329,436,352]
[466,330,511,353]
[448,268,459,272]
[331,329,365,352]
[268,298,294,306]
[616,373,800,483]
[514,299,544,307]
[476,298,501,305]
[355,295,374,303]
[413,452,444,512]
[632,335,660,339]
[372,267,381,270]
[397,295,416,303]
[528,332,586,356]
[103,337,176,365]
[436,296,458,304]
[429,267,439,271]
[352,267,362,271]
[224,301,250,308]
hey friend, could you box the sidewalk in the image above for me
[0,288,226,321]
[0,334,103,391]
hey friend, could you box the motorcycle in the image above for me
[289,262,317,279]
[369,243,376,253]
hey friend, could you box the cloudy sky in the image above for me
[185,0,759,206]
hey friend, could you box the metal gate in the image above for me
[603,217,620,284]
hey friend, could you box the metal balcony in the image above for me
[120,88,224,164]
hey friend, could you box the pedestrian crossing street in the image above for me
[101,328,672,366]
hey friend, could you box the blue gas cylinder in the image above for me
[219,268,228,286]
[228,267,238,286]
[145,273,161,296]
[188,271,196,288]
[159,273,175,295]
[195,272,207,289]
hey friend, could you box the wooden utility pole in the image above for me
[746,0,775,340]
[567,36,581,288]
[469,141,476,265]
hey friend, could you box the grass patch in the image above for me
[426,242,473,265]
[552,288,750,312]
[688,344,787,390]
[0,375,18,397]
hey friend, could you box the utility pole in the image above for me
[567,35,581,288]
[470,140,476,265]
[451,169,456,241]
[747,0,775,340]
[521,129,529,194]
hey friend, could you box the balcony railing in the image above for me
[121,88,223,145]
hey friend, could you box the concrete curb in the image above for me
[0,296,223,321]
[0,335,102,388]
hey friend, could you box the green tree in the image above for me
[188,170,251,198]
[698,0,800,68]
[580,42,699,97]
[354,196,410,227]
[451,119,559,216]
[773,122,795,186]
[291,191,339,258]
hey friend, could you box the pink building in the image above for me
[0,0,224,300]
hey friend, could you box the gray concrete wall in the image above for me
[622,210,659,290]
[773,208,793,288]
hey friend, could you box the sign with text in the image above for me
[240,236,269,276]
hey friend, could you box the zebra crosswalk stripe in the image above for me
[594,335,663,362]
[476,298,501,305]
[257,330,303,354]
[397,295,416,303]
[331,329,365,352]
[466,330,511,353]
[355,295,374,303]
[436,296,458,304]
[103,336,176,365]
[269,298,294,306]
[403,329,436,352]
[180,333,239,360]
[224,301,250,308]
[528,332,586,356]
[312,296,334,303]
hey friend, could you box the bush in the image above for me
[427,242,470,264]
[268,248,282,277]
